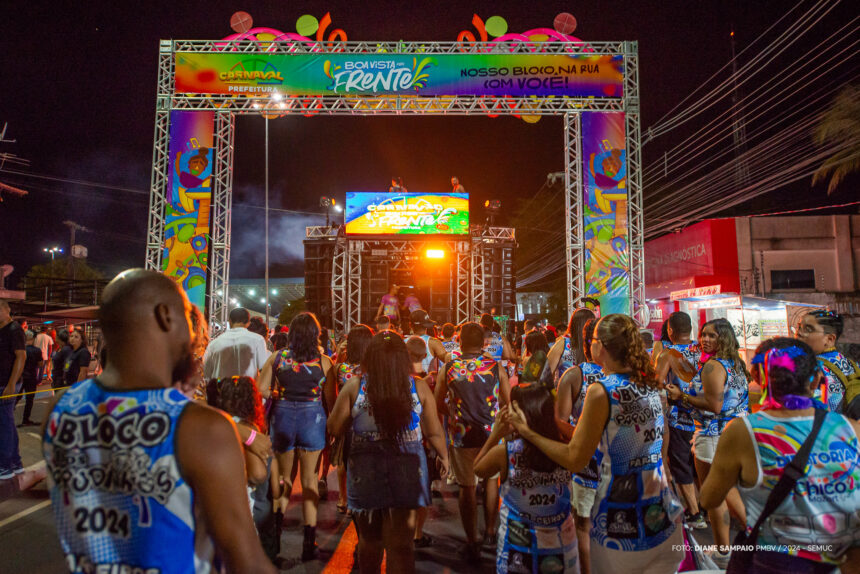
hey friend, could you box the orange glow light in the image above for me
[426,249,445,259]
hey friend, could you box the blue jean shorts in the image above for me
[271,400,327,452]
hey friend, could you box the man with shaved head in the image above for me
[42,269,275,574]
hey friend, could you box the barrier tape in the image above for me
[0,385,70,401]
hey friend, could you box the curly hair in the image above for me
[701,318,751,382]
[206,376,266,432]
[361,331,414,438]
[595,314,658,388]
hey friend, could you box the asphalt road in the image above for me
[0,384,720,573]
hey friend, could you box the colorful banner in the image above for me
[162,111,214,309]
[174,53,623,98]
[582,112,629,315]
[345,192,469,235]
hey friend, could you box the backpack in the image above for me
[819,355,860,419]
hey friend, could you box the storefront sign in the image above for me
[687,296,741,310]
[670,285,722,300]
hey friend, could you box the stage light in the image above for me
[217,289,223,296]
[271,92,283,101]
[259,298,266,304]
[334,205,342,212]
[249,289,256,296]
[230,298,238,304]
[485,199,502,211]
[426,249,445,259]
[320,197,332,207]
[271,289,278,295]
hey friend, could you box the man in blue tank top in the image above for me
[42,269,275,574]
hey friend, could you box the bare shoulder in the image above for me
[177,401,237,444]
[704,358,725,375]
[560,365,582,385]
[722,415,750,445]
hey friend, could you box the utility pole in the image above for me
[730,29,750,189]
[63,219,89,284]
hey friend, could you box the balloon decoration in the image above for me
[215,11,589,123]
[230,11,254,34]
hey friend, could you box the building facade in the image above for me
[645,214,860,346]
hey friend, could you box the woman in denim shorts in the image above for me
[268,312,336,561]
[328,331,449,573]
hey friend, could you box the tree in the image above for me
[23,257,104,285]
[812,84,860,194]
[278,297,306,326]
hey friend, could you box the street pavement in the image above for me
[0,383,720,573]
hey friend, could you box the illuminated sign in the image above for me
[175,53,624,98]
[345,192,469,235]
[687,296,741,310]
[670,285,722,300]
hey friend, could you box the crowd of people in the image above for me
[1,269,859,573]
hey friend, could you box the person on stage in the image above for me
[389,177,407,194]
[376,285,401,326]
[451,177,465,194]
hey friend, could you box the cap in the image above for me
[410,309,436,327]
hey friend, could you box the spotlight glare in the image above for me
[248,289,256,296]
[426,249,445,259]
[271,289,278,295]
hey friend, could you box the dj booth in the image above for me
[304,192,515,334]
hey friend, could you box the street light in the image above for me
[43,246,62,260]
[42,246,63,310]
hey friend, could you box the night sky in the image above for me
[1,0,855,284]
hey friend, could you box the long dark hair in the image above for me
[346,324,374,364]
[752,337,818,402]
[566,308,596,365]
[595,314,658,388]
[288,312,321,362]
[701,318,751,381]
[511,384,564,473]
[361,331,413,438]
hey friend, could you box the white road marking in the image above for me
[0,500,51,529]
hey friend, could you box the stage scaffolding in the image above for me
[305,226,515,335]
[145,38,645,330]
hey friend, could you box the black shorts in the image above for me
[667,426,696,485]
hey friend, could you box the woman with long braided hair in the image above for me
[506,314,683,574]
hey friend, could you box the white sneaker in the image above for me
[710,549,731,570]
[0,469,14,480]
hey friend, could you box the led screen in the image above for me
[345,192,469,235]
